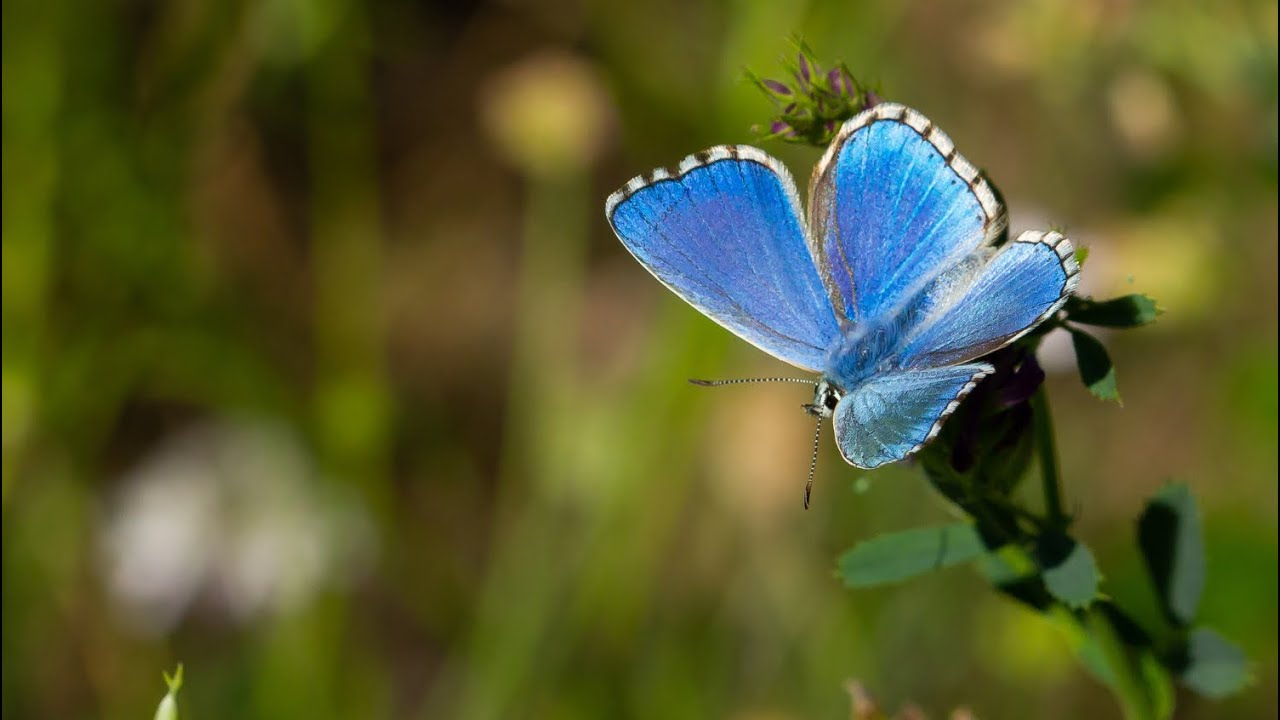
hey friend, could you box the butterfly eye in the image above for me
[824,392,839,411]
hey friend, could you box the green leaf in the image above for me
[1040,536,1100,608]
[1138,484,1205,626]
[1074,246,1091,267]
[154,663,183,720]
[837,523,987,588]
[976,549,1032,587]
[1070,328,1122,403]
[1179,628,1251,699]
[1067,294,1161,327]
[977,545,1056,611]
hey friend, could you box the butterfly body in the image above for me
[606,103,1079,473]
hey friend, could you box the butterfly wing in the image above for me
[833,363,993,469]
[807,103,1006,326]
[607,146,841,371]
[899,231,1080,368]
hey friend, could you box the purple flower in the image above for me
[995,354,1046,408]
[941,347,1042,474]
[826,68,842,94]
[762,79,792,96]
[768,120,798,138]
[748,48,874,147]
[796,54,813,89]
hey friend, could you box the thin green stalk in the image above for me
[1031,387,1068,529]
[1086,607,1168,720]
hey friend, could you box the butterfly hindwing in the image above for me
[833,363,994,469]
[607,147,841,371]
[899,231,1080,368]
[807,103,1006,326]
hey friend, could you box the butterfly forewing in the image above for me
[607,147,840,371]
[807,103,1007,327]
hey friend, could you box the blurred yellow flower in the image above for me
[480,51,614,178]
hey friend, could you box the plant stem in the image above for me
[1031,387,1068,529]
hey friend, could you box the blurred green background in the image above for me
[2,0,1276,718]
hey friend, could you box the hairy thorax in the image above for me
[805,316,912,420]
[816,250,989,396]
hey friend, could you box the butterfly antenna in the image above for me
[804,415,822,510]
[688,377,817,387]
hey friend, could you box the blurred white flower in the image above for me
[100,418,375,635]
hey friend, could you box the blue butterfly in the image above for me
[605,103,1079,505]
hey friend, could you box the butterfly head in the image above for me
[803,378,844,419]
